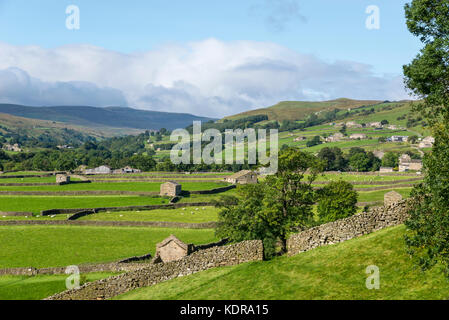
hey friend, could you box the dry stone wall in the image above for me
[46,240,263,300]
[0,220,216,229]
[287,200,410,256]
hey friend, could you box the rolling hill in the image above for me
[223,98,385,122]
[0,104,213,131]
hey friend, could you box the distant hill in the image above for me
[223,98,383,122]
[0,104,213,131]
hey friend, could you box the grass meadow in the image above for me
[115,226,449,300]
[0,225,217,268]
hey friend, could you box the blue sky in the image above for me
[0,0,422,117]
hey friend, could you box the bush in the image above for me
[317,181,358,224]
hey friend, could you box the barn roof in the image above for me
[162,181,181,186]
[227,170,253,179]
[156,235,188,251]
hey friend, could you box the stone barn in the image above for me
[384,191,403,206]
[160,181,182,197]
[56,174,70,185]
[224,170,258,185]
[155,235,194,263]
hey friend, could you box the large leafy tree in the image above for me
[403,0,449,277]
[316,181,358,224]
[215,148,323,258]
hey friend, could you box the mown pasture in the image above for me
[0,225,217,269]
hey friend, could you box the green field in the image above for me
[115,225,449,300]
[78,207,219,223]
[0,181,228,192]
[0,273,116,300]
[357,188,412,202]
[0,195,168,213]
[0,225,217,268]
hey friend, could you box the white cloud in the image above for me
[0,39,410,117]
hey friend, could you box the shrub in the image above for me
[317,181,358,224]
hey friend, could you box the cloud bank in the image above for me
[0,39,410,117]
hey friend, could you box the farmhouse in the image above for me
[398,154,422,172]
[419,136,435,148]
[369,122,383,128]
[160,181,182,197]
[113,166,142,174]
[391,135,409,142]
[293,136,306,142]
[84,165,112,175]
[379,167,394,173]
[224,170,258,185]
[345,121,363,128]
[2,143,22,152]
[349,133,367,140]
[325,132,345,142]
[155,235,194,263]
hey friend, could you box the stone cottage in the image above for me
[419,136,435,149]
[398,154,423,172]
[350,133,367,140]
[155,235,195,263]
[224,170,258,185]
[160,181,182,197]
[384,191,403,206]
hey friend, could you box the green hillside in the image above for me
[0,104,213,131]
[116,225,449,300]
[224,98,383,122]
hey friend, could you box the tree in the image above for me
[408,135,419,144]
[317,147,347,171]
[349,152,370,172]
[381,119,389,125]
[316,181,358,224]
[306,136,322,148]
[215,148,323,258]
[382,152,399,168]
[403,0,449,278]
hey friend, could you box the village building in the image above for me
[160,181,182,197]
[379,167,394,173]
[325,132,345,143]
[419,136,435,149]
[224,170,258,185]
[349,133,367,140]
[113,166,142,174]
[398,154,423,172]
[293,136,306,142]
[345,121,362,128]
[369,122,383,128]
[155,235,194,263]
[84,165,112,175]
[391,135,409,142]
[2,143,22,152]
[384,191,403,206]
[56,174,71,185]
